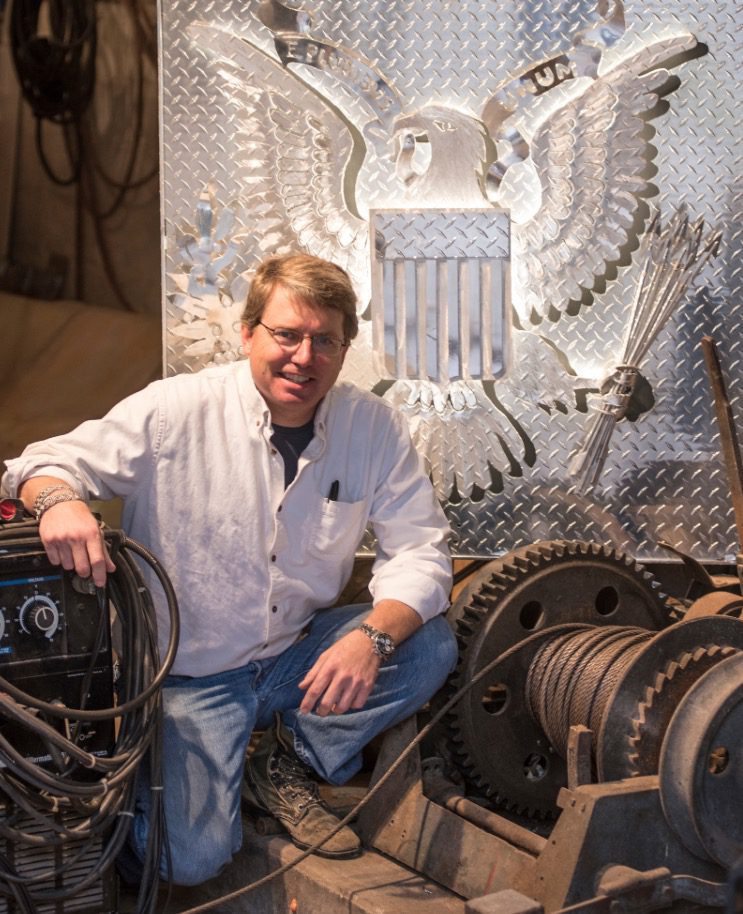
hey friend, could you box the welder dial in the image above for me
[19,595,60,639]
[0,608,5,642]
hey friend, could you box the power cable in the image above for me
[0,519,180,914]
[9,0,158,309]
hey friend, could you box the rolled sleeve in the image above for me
[367,412,452,622]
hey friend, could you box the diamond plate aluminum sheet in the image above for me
[370,209,510,382]
[159,0,742,561]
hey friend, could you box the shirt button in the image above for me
[271,448,277,455]
[271,605,278,613]
[277,505,282,513]
[271,554,277,562]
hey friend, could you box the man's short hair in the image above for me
[241,253,359,342]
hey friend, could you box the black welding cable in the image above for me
[0,524,179,911]
[0,535,179,721]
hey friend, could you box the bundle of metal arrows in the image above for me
[569,206,722,492]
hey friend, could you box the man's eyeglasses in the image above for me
[258,321,347,357]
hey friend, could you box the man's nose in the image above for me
[292,337,314,364]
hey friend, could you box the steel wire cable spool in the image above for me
[444,540,743,821]
[444,540,673,817]
[526,626,653,759]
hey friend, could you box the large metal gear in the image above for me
[660,651,743,869]
[622,644,739,779]
[445,540,672,817]
[595,615,743,782]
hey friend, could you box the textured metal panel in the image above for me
[159,0,742,561]
[371,209,510,381]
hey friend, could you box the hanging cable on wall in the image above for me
[9,0,159,310]
[10,0,96,185]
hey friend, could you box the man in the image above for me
[2,253,456,884]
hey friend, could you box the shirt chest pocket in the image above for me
[309,497,368,557]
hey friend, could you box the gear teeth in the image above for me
[479,579,506,595]
[445,538,671,816]
[536,542,556,559]
[523,546,545,564]
[494,562,520,580]
[623,645,738,778]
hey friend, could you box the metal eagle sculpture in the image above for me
[171,0,705,500]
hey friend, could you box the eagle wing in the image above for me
[505,32,699,325]
[186,23,370,303]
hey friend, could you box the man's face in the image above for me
[241,285,348,427]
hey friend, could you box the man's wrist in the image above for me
[33,485,81,521]
[357,622,396,660]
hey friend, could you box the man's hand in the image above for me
[18,478,115,588]
[298,628,381,716]
[298,599,424,716]
[39,500,115,587]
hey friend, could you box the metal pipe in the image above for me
[432,786,547,856]
[701,336,743,550]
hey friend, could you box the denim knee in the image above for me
[131,807,238,887]
[163,838,235,886]
[407,614,458,700]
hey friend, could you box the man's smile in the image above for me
[280,371,311,384]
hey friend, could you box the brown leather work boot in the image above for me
[243,714,362,859]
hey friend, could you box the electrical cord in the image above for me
[0,519,179,914]
[9,0,159,309]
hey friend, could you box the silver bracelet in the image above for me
[32,484,70,512]
[34,488,81,521]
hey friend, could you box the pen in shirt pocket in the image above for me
[327,480,339,502]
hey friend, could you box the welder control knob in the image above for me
[19,595,60,639]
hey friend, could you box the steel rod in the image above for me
[701,336,743,550]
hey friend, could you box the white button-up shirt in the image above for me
[2,363,452,676]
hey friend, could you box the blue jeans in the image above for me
[130,604,457,885]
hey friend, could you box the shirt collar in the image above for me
[239,360,333,438]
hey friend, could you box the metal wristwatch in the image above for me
[358,622,396,659]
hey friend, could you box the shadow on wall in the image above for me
[0,291,162,464]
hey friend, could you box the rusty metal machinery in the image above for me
[358,540,743,913]
[445,540,673,816]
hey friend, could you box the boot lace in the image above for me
[269,748,321,811]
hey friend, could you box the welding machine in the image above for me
[0,500,179,914]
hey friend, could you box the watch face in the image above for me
[377,634,395,656]
[361,624,395,657]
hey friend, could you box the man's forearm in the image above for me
[18,476,78,516]
[362,599,423,645]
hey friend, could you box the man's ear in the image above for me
[240,323,252,356]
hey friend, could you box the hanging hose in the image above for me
[9,0,158,309]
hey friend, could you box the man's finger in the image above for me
[69,541,93,579]
[87,537,114,587]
